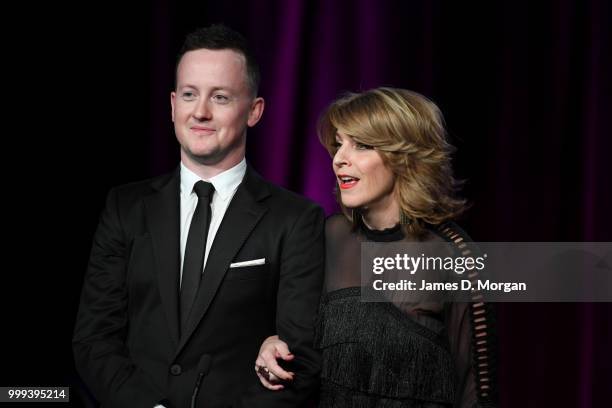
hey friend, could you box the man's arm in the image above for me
[73,188,165,408]
[236,203,325,407]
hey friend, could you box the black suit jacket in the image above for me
[73,165,324,407]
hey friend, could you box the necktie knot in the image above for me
[193,180,214,202]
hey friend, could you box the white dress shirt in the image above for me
[178,158,246,286]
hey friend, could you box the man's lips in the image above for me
[337,174,360,190]
[190,126,215,134]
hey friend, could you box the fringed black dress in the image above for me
[314,215,497,408]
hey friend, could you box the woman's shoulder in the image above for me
[325,213,350,225]
[325,213,353,230]
[325,213,353,236]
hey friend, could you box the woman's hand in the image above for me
[255,335,295,390]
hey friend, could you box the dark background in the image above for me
[2,0,611,406]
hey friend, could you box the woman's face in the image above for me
[333,132,396,212]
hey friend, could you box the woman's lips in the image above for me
[338,175,359,190]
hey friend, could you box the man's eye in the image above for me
[181,92,196,101]
[355,142,374,150]
[212,94,230,104]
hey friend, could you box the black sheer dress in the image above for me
[314,214,496,408]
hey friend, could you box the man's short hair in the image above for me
[176,24,260,96]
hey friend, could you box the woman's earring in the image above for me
[399,211,411,225]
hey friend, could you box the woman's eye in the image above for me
[355,142,374,150]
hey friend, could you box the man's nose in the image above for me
[193,99,212,120]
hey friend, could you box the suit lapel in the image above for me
[144,169,181,347]
[176,166,270,353]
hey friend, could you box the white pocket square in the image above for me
[229,258,266,268]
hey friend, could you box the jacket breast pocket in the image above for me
[224,264,269,282]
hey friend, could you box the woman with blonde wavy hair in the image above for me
[255,88,497,407]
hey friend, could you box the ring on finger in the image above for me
[256,364,273,382]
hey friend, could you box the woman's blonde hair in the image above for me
[318,87,466,237]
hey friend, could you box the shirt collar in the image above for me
[180,158,246,200]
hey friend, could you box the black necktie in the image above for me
[180,180,215,331]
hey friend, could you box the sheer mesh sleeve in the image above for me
[438,223,498,407]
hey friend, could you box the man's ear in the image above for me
[170,92,176,122]
[247,97,265,127]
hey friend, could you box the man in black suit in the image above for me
[73,24,324,408]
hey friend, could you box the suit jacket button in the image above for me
[170,364,182,376]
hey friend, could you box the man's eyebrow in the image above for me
[176,85,238,94]
[177,84,197,90]
[210,86,235,93]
